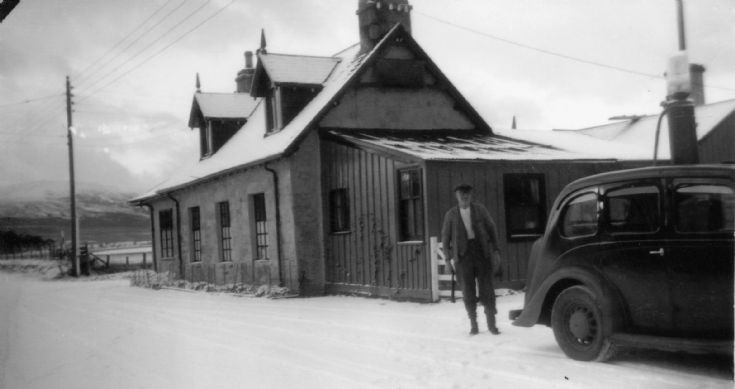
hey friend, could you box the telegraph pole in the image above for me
[66,76,79,276]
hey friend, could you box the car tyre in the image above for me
[551,285,616,362]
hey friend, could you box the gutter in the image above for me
[264,163,285,287]
[165,193,184,278]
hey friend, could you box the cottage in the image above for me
[131,0,679,300]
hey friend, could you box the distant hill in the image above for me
[0,181,150,244]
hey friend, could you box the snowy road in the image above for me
[0,272,731,389]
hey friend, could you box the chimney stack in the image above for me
[689,63,705,106]
[357,0,412,54]
[235,50,255,93]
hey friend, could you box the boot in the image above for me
[469,318,479,335]
[486,313,499,335]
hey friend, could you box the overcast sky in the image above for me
[1,0,733,193]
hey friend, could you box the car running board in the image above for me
[610,333,733,355]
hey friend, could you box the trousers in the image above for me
[456,239,496,319]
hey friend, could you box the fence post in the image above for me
[106,255,110,267]
[126,256,129,267]
[430,237,440,302]
[143,253,147,269]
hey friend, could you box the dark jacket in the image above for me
[441,202,500,263]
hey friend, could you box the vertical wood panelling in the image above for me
[424,160,649,288]
[323,139,432,297]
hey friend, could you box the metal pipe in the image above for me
[264,164,285,287]
[653,105,669,165]
[676,0,686,51]
[141,204,158,272]
[165,193,184,278]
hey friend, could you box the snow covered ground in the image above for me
[0,271,732,389]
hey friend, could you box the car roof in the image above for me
[559,164,735,200]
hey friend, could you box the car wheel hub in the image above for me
[569,307,596,343]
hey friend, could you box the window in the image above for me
[159,209,174,258]
[217,201,232,261]
[329,188,350,233]
[252,193,268,260]
[504,174,546,238]
[190,207,201,262]
[675,184,735,233]
[561,192,599,238]
[398,168,424,241]
[605,185,660,233]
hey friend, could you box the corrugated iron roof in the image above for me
[328,130,600,161]
[193,93,259,119]
[259,53,341,85]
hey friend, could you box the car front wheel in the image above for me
[551,285,616,361]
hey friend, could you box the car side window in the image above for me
[675,183,735,233]
[605,185,660,233]
[561,192,599,238]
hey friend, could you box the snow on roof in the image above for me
[131,44,368,202]
[330,130,609,161]
[559,99,735,159]
[259,53,341,85]
[193,93,258,119]
[493,128,655,160]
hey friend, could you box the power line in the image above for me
[79,0,236,103]
[72,0,181,81]
[0,93,63,108]
[77,0,212,93]
[76,0,193,86]
[415,11,735,93]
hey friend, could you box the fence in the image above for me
[91,246,154,270]
[0,247,56,260]
[429,237,462,302]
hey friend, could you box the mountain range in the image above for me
[0,181,150,244]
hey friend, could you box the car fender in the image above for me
[514,266,626,332]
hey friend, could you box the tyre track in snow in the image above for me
[66,285,585,388]
[6,277,731,389]
[31,286,404,388]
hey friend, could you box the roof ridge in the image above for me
[260,52,341,61]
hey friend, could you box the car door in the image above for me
[597,180,674,333]
[663,177,735,337]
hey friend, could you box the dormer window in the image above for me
[188,93,255,159]
[251,49,338,136]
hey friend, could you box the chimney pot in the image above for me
[689,63,706,106]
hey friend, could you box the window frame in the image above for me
[329,188,351,234]
[189,206,201,262]
[252,193,269,260]
[672,178,735,234]
[397,167,424,242]
[559,190,600,239]
[503,173,547,241]
[159,209,174,258]
[602,182,662,235]
[217,201,232,262]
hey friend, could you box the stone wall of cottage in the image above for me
[145,132,326,294]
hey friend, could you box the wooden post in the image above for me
[106,255,110,267]
[126,256,129,267]
[143,253,147,268]
[430,237,439,302]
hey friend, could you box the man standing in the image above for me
[441,184,502,335]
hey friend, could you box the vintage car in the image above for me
[509,164,735,361]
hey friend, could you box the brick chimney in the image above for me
[357,0,412,54]
[689,63,705,106]
[235,51,255,93]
